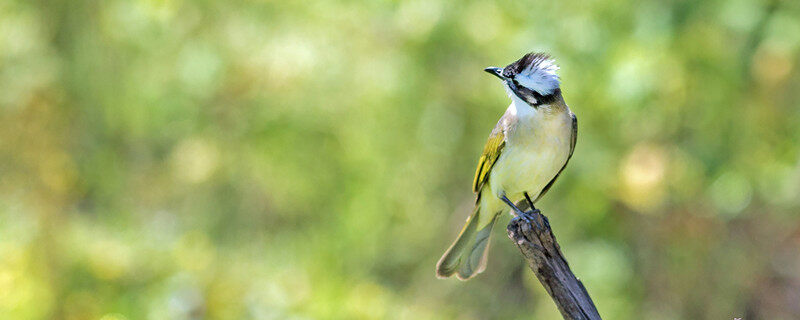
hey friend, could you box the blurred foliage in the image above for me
[1,0,799,319]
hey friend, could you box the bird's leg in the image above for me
[501,194,542,230]
[521,192,543,230]
[523,192,540,214]
[500,194,526,216]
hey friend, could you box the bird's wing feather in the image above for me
[472,123,506,194]
[534,112,577,202]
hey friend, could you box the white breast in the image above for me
[488,100,572,202]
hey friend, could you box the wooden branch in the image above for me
[507,209,602,320]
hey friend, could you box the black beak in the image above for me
[484,67,504,80]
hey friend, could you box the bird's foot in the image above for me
[520,192,543,230]
[524,209,543,231]
[502,194,544,230]
[509,209,544,232]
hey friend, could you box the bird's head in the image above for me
[485,52,560,107]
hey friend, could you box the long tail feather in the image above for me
[436,208,481,278]
[436,208,500,280]
[456,213,498,280]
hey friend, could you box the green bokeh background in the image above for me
[1,0,800,319]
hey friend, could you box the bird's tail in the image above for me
[436,207,500,280]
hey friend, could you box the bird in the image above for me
[436,52,577,280]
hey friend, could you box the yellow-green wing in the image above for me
[472,124,506,194]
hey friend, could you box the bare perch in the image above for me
[507,208,601,320]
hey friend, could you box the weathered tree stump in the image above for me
[507,209,602,320]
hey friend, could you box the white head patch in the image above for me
[512,55,560,95]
